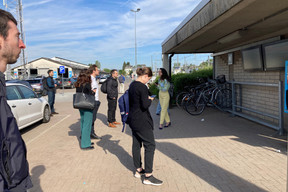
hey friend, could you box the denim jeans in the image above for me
[47,91,55,113]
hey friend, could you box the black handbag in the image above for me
[73,91,95,110]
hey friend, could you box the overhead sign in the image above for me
[69,71,72,78]
[285,61,288,113]
[59,66,65,74]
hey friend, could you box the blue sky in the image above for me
[2,0,211,69]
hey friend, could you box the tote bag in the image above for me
[73,92,95,110]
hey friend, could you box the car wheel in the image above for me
[42,105,50,123]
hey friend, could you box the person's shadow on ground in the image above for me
[97,134,134,172]
[30,165,45,192]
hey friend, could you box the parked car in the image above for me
[6,79,33,90]
[26,78,44,93]
[99,76,108,84]
[6,83,50,130]
[56,77,77,88]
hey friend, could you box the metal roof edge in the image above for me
[161,0,211,46]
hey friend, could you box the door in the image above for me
[17,85,43,122]
[6,85,30,128]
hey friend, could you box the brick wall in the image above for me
[215,51,287,131]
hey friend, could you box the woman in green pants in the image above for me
[74,70,95,150]
[157,68,171,129]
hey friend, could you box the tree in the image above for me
[122,61,127,71]
[173,62,181,68]
[95,60,101,69]
[103,68,110,73]
[88,60,101,69]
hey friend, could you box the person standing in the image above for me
[128,67,163,186]
[158,68,171,129]
[47,69,58,116]
[88,65,101,139]
[106,69,121,128]
[74,69,95,150]
[118,74,125,94]
[0,9,33,192]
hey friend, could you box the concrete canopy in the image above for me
[162,0,288,54]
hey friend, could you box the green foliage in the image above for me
[119,70,126,75]
[103,68,110,73]
[148,67,213,104]
[122,61,131,71]
[95,60,101,69]
[148,76,159,98]
[173,66,213,95]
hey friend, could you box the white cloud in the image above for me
[21,0,205,68]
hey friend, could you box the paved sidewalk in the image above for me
[21,88,287,192]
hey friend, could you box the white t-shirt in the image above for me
[91,75,99,101]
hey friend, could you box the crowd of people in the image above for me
[0,9,170,191]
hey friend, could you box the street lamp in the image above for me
[130,8,140,67]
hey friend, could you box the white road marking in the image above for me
[26,115,71,145]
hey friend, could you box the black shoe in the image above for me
[81,146,94,150]
[91,142,94,145]
[90,134,102,140]
[143,175,163,186]
[52,112,59,114]
[164,122,171,127]
[134,169,145,178]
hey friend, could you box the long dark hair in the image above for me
[74,69,91,88]
[160,68,170,81]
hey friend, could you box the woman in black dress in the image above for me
[128,67,163,186]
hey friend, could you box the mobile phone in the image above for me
[150,95,156,98]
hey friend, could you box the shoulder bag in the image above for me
[73,87,95,110]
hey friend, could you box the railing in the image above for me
[229,81,284,135]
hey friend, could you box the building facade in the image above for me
[162,0,288,132]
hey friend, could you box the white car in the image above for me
[99,76,108,84]
[6,83,51,130]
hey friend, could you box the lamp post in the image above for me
[130,8,140,67]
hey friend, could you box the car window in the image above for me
[6,86,22,100]
[17,85,36,99]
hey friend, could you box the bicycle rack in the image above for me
[228,81,284,135]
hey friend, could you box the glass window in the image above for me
[17,85,36,99]
[6,86,22,100]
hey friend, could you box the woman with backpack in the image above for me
[128,67,163,186]
[157,68,171,129]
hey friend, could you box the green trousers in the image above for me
[79,109,93,148]
[159,91,170,124]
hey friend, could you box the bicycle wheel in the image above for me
[176,92,188,109]
[185,95,206,115]
[215,88,232,110]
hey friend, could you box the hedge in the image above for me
[149,66,213,103]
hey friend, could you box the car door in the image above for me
[6,85,30,128]
[17,85,43,122]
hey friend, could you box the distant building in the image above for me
[11,57,88,79]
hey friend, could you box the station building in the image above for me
[162,0,288,133]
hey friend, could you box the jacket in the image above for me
[127,81,153,131]
[46,76,56,92]
[0,72,32,191]
[107,77,118,99]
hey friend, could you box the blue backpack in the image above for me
[118,90,129,132]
